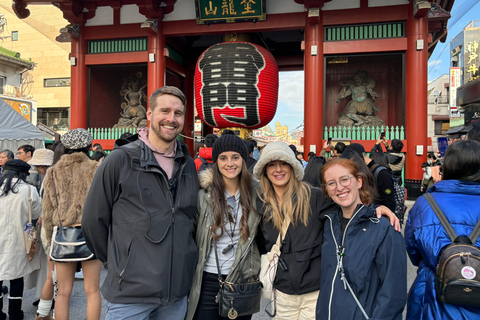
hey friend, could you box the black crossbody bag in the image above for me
[213,240,262,319]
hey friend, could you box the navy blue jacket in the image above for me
[405,180,480,320]
[317,204,407,320]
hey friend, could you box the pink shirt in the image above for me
[138,127,176,179]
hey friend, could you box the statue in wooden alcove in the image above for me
[114,76,148,129]
[335,69,385,127]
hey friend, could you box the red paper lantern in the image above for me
[195,42,278,129]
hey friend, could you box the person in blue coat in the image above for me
[405,139,480,320]
[317,158,407,320]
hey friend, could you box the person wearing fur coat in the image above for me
[0,160,42,320]
[186,134,262,320]
[41,128,101,320]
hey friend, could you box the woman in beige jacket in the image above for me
[0,160,42,320]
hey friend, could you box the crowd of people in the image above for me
[0,86,479,320]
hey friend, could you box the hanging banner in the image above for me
[195,0,266,24]
[449,67,461,118]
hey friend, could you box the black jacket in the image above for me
[256,187,337,295]
[368,161,396,213]
[82,138,199,305]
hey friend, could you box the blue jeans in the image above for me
[105,296,187,320]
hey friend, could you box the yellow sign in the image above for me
[3,98,32,121]
[466,40,479,82]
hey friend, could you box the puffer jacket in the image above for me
[317,204,407,320]
[42,152,99,246]
[82,138,199,305]
[257,186,337,295]
[405,180,480,320]
[186,169,262,320]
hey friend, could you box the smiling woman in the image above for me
[186,133,263,320]
[253,141,337,320]
[317,158,407,320]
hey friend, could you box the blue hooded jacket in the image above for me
[405,180,480,319]
[317,204,407,320]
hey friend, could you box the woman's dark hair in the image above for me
[91,151,106,162]
[0,170,28,196]
[210,160,255,243]
[303,156,326,188]
[341,149,378,201]
[442,140,480,182]
[65,145,92,156]
[370,151,390,169]
[334,142,346,154]
[53,142,67,165]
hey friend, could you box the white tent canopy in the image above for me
[0,99,45,154]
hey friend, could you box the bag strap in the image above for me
[424,193,457,242]
[213,239,225,285]
[27,183,32,225]
[51,169,62,227]
[469,220,480,244]
[373,165,393,186]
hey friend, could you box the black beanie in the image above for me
[4,159,31,174]
[212,134,248,163]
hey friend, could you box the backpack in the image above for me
[424,193,480,308]
[373,165,407,224]
[198,157,213,173]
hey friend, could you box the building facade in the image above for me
[1,1,71,133]
[452,21,480,126]
[427,74,450,151]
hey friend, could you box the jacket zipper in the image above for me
[326,205,364,320]
[167,161,185,304]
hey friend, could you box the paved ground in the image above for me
[2,200,417,319]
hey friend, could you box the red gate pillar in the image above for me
[304,7,324,156]
[405,5,428,179]
[147,22,166,104]
[184,64,195,155]
[70,27,88,129]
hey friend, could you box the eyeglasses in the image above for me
[17,151,25,155]
[325,176,354,190]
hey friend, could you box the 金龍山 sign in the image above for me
[195,0,266,24]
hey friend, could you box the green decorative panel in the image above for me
[325,22,405,41]
[88,38,148,54]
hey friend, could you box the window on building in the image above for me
[37,107,70,132]
[43,78,71,87]
[435,120,450,135]
[0,77,5,94]
[11,31,18,41]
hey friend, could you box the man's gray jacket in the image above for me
[82,137,199,305]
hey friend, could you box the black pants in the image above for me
[193,272,252,320]
[0,278,23,298]
[0,277,23,317]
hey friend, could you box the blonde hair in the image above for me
[259,164,311,231]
